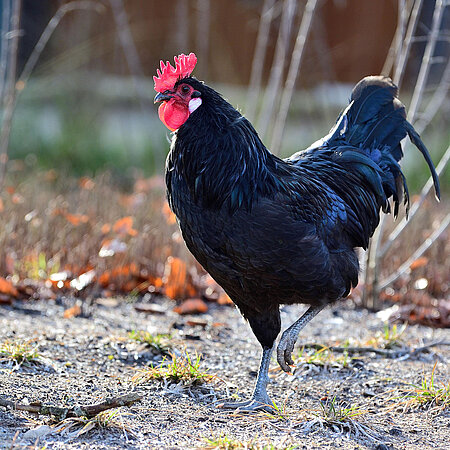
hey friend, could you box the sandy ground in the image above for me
[0,297,449,449]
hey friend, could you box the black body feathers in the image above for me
[165,76,440,349]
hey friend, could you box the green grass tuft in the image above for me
[0,340,41,366]
[316,396,367,424]
[132,350,215,385]
[296,345,353,369]
[128,330,172,355]
[364,323,407,349]
[397,362,450,412]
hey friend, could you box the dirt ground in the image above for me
[0,297,449,449]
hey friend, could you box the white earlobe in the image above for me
[188,98,202,113]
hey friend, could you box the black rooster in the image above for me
[153,53,440,411]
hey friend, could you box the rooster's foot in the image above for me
[277,305,326,373]
[276,329,297,373]
[217,398,275,413]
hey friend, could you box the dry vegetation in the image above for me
[0,168,447,327]
[0,169,233,314]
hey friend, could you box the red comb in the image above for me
[153,53,197,93]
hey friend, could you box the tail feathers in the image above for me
[295,75,440,242]
[346,76,407,152]
[405,121,441,201]
[340,76,440,213]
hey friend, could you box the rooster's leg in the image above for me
[277,305,325,372]
[218,346,274,412]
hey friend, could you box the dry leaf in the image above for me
[217,293,233,305]
[63,304,81,319]
[113,216,138,236]
[162,202,177,225]
[0,277,18,297]
[409,257,429,270]
[164,257,188,299]
[173,298,208,315]
[101,223,111,234]
[64,213,89,226]
[186,319,208,327]
[79,176,95,190]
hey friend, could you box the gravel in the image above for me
[0,297,449,449]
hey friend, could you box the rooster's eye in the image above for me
[181,85,190,94]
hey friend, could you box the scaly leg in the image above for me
[277,305,325,372]
[219,346,274,412]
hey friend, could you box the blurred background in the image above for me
[0,0,448,325]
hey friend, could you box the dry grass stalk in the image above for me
[270,0,318,155]
[246,0,276,122]
[257,0,297,140]
[0,0,21,188]
[109,0,150,115]
[0,1,104,188]
[380,144,449,258]
[378,212,450,290]
[363,0,447,308]
[393,0,423,87]
[407,0,445,122]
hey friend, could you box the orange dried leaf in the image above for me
[63,304,82,319]
[217,293,233,305]
[101,223,111,234]
[0,198,3,212]
[162,202,177,225]
[98,271,111,287]
[149,276,164,288]
[164,256,187,300]
[113,216,138,236]
[65,213,89,226]
[79,176,95,190]
[409,257,429,271]
[0,277,18,297]
[173,298,208,315]
[122,280,136,292]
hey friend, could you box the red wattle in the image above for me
[158,100,190,131]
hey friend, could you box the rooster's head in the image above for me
[153,53,202,131]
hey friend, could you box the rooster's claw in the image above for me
[217,399,275,413]
[276,329,297,372]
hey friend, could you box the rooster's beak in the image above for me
[154,92,173,103]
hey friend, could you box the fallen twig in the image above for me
[0,392,141,421]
